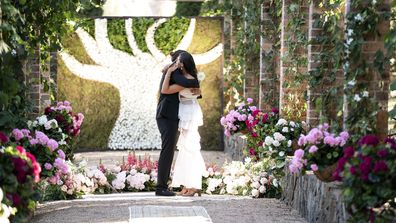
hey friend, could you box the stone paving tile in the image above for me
[129,206,212,223]
[32,193,307,223]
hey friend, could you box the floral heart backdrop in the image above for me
[58,17,224,150]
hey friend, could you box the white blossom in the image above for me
[38,115,48,126]
[251,189,259,198]
[44,119,58,130]
[265,136,274,146]
[287,140,292,147]
[259,185,266,194]
[289,121,296,127]
[347,80,355,86]
[273,132,286,141]
[282,127,289,133]
[272,140,280,147]
[362,91,369,97]
[276,119,287,126]
[346,29,353,37]
[354,13,363,22]
[354,94,362,102]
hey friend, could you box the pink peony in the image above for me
[349,166,357,175]
[57,150,66,159]
[44,163,53,170]
[247,98,253,103]
[340,131,349,141]
[310,164,318,171]
[29,138,39,145]
[12,129,24,141]
[47,139,59,151]
[35,131,49,144]
[224,130,231,137]
[294,149,304,159]
[220,117,227,125]
[309,145,318,153]
[297,135,306,146]
[324,136,337,146]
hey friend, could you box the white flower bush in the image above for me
[0,188,14,223]
[60,18,223,149]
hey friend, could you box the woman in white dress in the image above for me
[160,52,206,196]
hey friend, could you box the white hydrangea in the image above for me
[265,136,274,146]
[273,132,286,141]
[282,127,289,133]
[289,121,296,127]
[251,189,259,198]
[287,140,292,147]
[259,185,266,194]
[112,171,127,190]
[260,177,268,185]
[38,115,48,126]
[276,119,287,126]
[272,140,280,147]
[44,119,58,130]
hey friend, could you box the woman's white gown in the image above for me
[171,89,206,189]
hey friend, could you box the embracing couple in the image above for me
[155,50,206,196]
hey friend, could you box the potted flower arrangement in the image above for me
[220,98,256,137]
[244,108,305,173]
[289,123,350,182]
[0,133,41,223]
[28,100,84,160]
[333,135,396,222]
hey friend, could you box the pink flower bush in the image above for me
[220,98,256,136]
[289,123,350,176]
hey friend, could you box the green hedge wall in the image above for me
[59,18,223,150]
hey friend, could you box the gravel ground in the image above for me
[32,193,307,223]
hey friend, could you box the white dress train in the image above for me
[171,89,206,189]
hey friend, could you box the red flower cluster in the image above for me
[334,135,395,182]
[13,146,41,183]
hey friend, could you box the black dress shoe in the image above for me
[155,189,176,196]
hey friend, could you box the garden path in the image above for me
[32,151,306,223]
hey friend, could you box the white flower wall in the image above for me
[60,18,223,149]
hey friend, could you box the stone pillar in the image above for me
[279,0,309,120]
[259,2,280,111]
[24,48,52,118]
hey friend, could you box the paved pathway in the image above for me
[32,151,306,223]
[32,192,307,223]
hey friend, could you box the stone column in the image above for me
[279,0,309,120]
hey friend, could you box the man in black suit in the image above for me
[155,50,200,196]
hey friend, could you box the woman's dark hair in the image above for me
[178,52,198,80]
[170,50,186,62]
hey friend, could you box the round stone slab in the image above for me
[129,205,212,223]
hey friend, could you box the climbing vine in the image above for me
[309,0,345,129]
[344,0,391,142]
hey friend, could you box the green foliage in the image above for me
[175,2,203,16]
[0,52,31,133]
[108,19,133,54]
[309,1,345,128]
[155,18,189,55]
[132,18,155,53]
